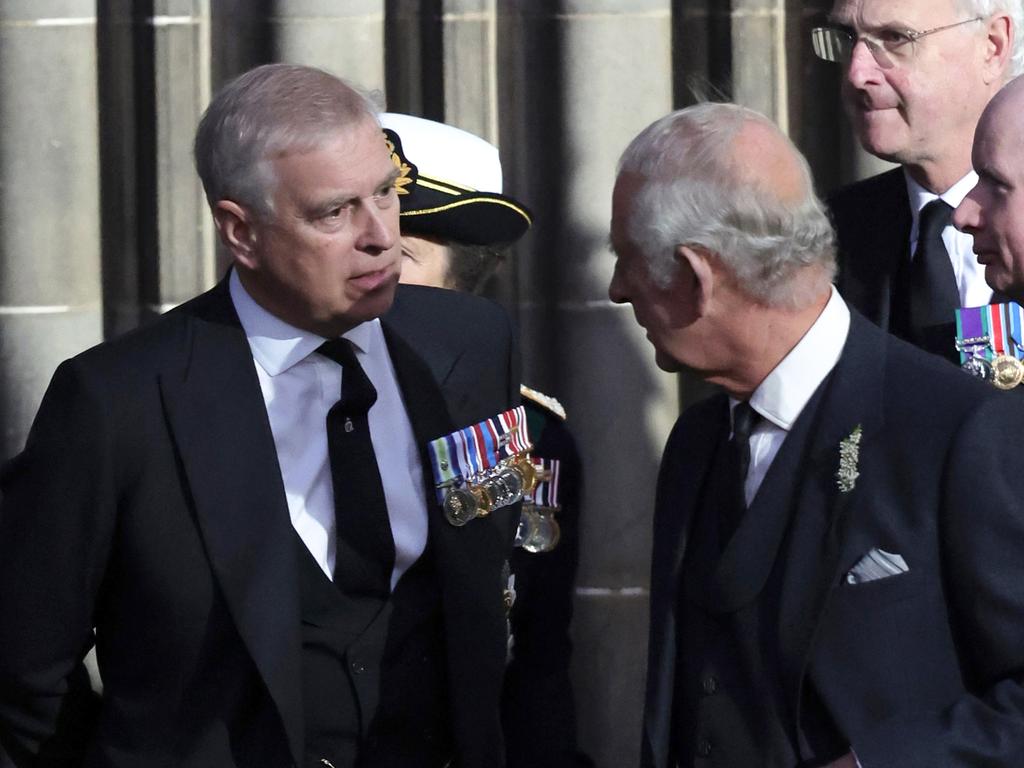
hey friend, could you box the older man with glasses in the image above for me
[815,0,1022,363]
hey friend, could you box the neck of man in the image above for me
[710,289,832,401]
[904,151,973,196]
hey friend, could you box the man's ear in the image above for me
[213,200,259,269]
[981,13,1013,84]
[676,244,715,317]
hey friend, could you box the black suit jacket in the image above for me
[642,311,1024,767]
[830,169,1009,362]
[0,280,519,768]
[384,284,520,429]
[390,291,584,768]
[830,168,911,332]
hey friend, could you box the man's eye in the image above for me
[877,28,913,47]
[323,204,351,220]
[375,184,397,202]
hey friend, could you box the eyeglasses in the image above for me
[811,16,984,69]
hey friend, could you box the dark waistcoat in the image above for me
[294,533,451,768]
[672,387,845,768]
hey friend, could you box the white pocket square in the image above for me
[845,548,909,585]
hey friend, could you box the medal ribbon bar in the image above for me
[955,302,1024,387]
[427,406,534,525]
[527,457,561,510]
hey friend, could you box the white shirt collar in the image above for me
[228,269,377,376]
[741,285,851,431]
[905,168,978,230]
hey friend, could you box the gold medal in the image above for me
[472,484,494,517]
[512,455,538,494]
[991,354,1023,390]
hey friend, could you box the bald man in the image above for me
[611,102,1024,768]
[954,75,1024,302]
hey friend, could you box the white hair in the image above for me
[958,0,1024,76]
[617,103,837,310]
[194,63,379,217]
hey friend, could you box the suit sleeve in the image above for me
[0,358,113,765]
[852,395,1024,766]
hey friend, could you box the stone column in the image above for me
[500,2,675,764]
[269,0,386,94]
[0,1,102,461]
[140,0,215,319]
[384,0,444,117]
[100,0,214,335]
[440,0,498,140]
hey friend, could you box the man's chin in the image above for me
[654,348,684,373]
[984,265,1015,298]
[353,278,399,319]
[851,117,907,164]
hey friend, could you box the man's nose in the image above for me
[846,38,882,89]
[608,266,628,305]
[356,202,397,255]
[953,193,982,236]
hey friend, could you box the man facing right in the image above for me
[611,102,1024,768]
[818,0,1021,360]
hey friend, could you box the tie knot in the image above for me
[317,338,359,368]
[316,339,377,413]
[731,401,760,442]
[918,198,953,241]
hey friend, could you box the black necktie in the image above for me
[317,339,395,598]
[893,199,960,349]
[719,401,761,548]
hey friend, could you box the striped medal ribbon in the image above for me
[427,406,534,526]
[955,302,1024,388]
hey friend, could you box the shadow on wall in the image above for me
[496,4,680,766]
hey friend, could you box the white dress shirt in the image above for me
[905,169,991,308]
[733,286,851,506]
[230,271,427,590]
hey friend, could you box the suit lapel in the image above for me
[643,398,724,768]
[381,320,456,503]
[777,313,886,711]
[158,283,304,765]
[702,384,829,614]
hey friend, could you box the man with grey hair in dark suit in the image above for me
[611,101,1024,768]
[0,63,521,768]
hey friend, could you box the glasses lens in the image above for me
[811,26,896,68]
[811,27,848,63]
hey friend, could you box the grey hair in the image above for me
[957,0,1024,76]
[617,103,836,310]
[194,63,379,217]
